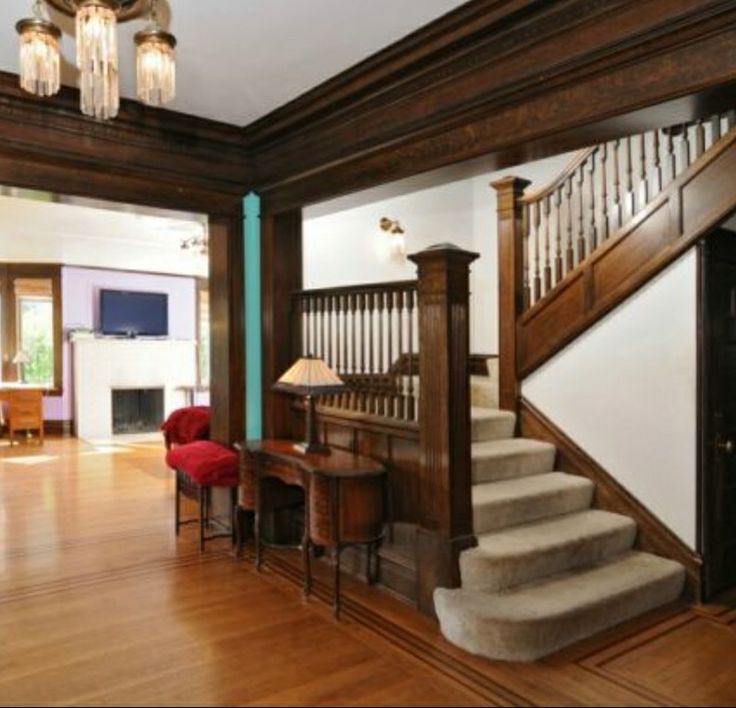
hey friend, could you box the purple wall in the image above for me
[44,266,197,421]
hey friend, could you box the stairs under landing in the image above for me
[434,374,685,662]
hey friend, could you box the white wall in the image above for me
[523,249,698,548]
[303,152,574,354]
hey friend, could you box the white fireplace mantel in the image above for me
[72,337,197,442]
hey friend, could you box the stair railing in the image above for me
[494,110,736,411]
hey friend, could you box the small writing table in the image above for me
[245,439,386,618]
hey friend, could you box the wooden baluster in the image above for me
[679,123,691,171]
[727,110,736,132]
[624,136,634,221]
[600,142,609,242]
[664,129,675,186]
[378,291,386,417]
[299,296,307,358]
[565,177,574,272]
[364,291,373,414]
[554,186,563,283]
[307,295,314,356]
[695,118,705,159]
[522,203,531,309]
[710,113,722,147]
[638,133,648,213]
[407,289,416,421]
[319,295,326,361]
[588,151,597,253]
[543,195,552,295]
[612,139,622,230]
[577,165,586,262]
[652,129,661,195]
[386,290,394,417]
[350,292,357,409]
[359,292,367,411]
[396,290,405,418]
[533,200,542,303]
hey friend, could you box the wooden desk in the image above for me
[245,439,386,618]
[0,386,45,445]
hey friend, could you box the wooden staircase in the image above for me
[494,110,736,410]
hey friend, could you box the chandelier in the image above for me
[15,0,177,121]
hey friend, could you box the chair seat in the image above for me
[166,440,239,487]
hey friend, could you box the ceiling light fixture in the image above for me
[16,0,177,120]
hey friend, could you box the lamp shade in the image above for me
[273,356,345,397]
[12,350,30,365]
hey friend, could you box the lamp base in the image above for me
[293,441,331,456]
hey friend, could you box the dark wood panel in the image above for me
[520,398,702,599]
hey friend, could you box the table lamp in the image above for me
[273,355,345,454]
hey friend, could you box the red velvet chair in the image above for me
[166,440,239,551]
[160,405,210,449]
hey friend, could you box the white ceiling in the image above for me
[0,0,465,125]
[0,191,208,277]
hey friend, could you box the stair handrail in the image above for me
[519,147,597,205]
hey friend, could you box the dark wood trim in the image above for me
[470,354,497,377]
[248,0,736,213]
[44,420,73,437]
[517,127,736,378]
[261,210,303,440]
[519,398,703,600]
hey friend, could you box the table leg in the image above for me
[330,476,341,619]
[254,463,262,571]
[303,469,312,596]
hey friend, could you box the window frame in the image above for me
[0,263,63,395]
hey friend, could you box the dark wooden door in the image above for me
[702,231,736,598]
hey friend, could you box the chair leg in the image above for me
[198,484,206,552]
[175,471,181,537]
[230,488,238,547]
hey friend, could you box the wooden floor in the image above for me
[1,438,736,707]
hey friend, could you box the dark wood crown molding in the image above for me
[242,0,736,213]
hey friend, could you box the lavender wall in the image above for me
[44,266,197,421]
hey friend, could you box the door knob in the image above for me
[717,438,734,455]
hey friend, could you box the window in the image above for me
[0,265,62,392]
[197,283,210,387]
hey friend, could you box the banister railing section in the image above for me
[518,110,736,310]
[291,279,419,422]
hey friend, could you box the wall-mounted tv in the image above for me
[100,289,169,337]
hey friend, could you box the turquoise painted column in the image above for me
[244,192,262,440]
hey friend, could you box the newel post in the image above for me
[409,243,479,615]
[491,176,530,413]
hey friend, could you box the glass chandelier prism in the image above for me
[15,2,61,98]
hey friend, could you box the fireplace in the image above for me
[112,388,164,434]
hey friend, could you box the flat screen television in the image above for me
[100,289,169,337]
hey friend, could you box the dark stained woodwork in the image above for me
[519,398,703,600]
[517,126,736,378]
[408,245,479,614]
[261,210,303,440]
[0,77,248,444]
[698,231,736,600]
[492,177,530,413]
[246,0,736,213]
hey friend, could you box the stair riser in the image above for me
[473,484,593,534]
[435,569,684,662]
[471,382,498,409]
[472,416,516,442]
[460,524,636,592]
[472,447,555,484]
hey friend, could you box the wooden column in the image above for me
[208,212,245,445]
[491,177,531,413]
[408,244,479,615]
[261,209,303,439]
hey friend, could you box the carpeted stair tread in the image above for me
[435,551,685,662]
[473,472,592,533]
[461,509,637,591]
[471,376,498,409]
[471,408,516,442]
[472,438,555,483]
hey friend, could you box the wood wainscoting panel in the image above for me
[519,398,703,599]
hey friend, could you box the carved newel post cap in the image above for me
[408,243,479,265]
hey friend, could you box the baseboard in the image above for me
[519,398,703,600]
[44,420,73,437]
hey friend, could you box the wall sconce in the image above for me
[378,217,407,262]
